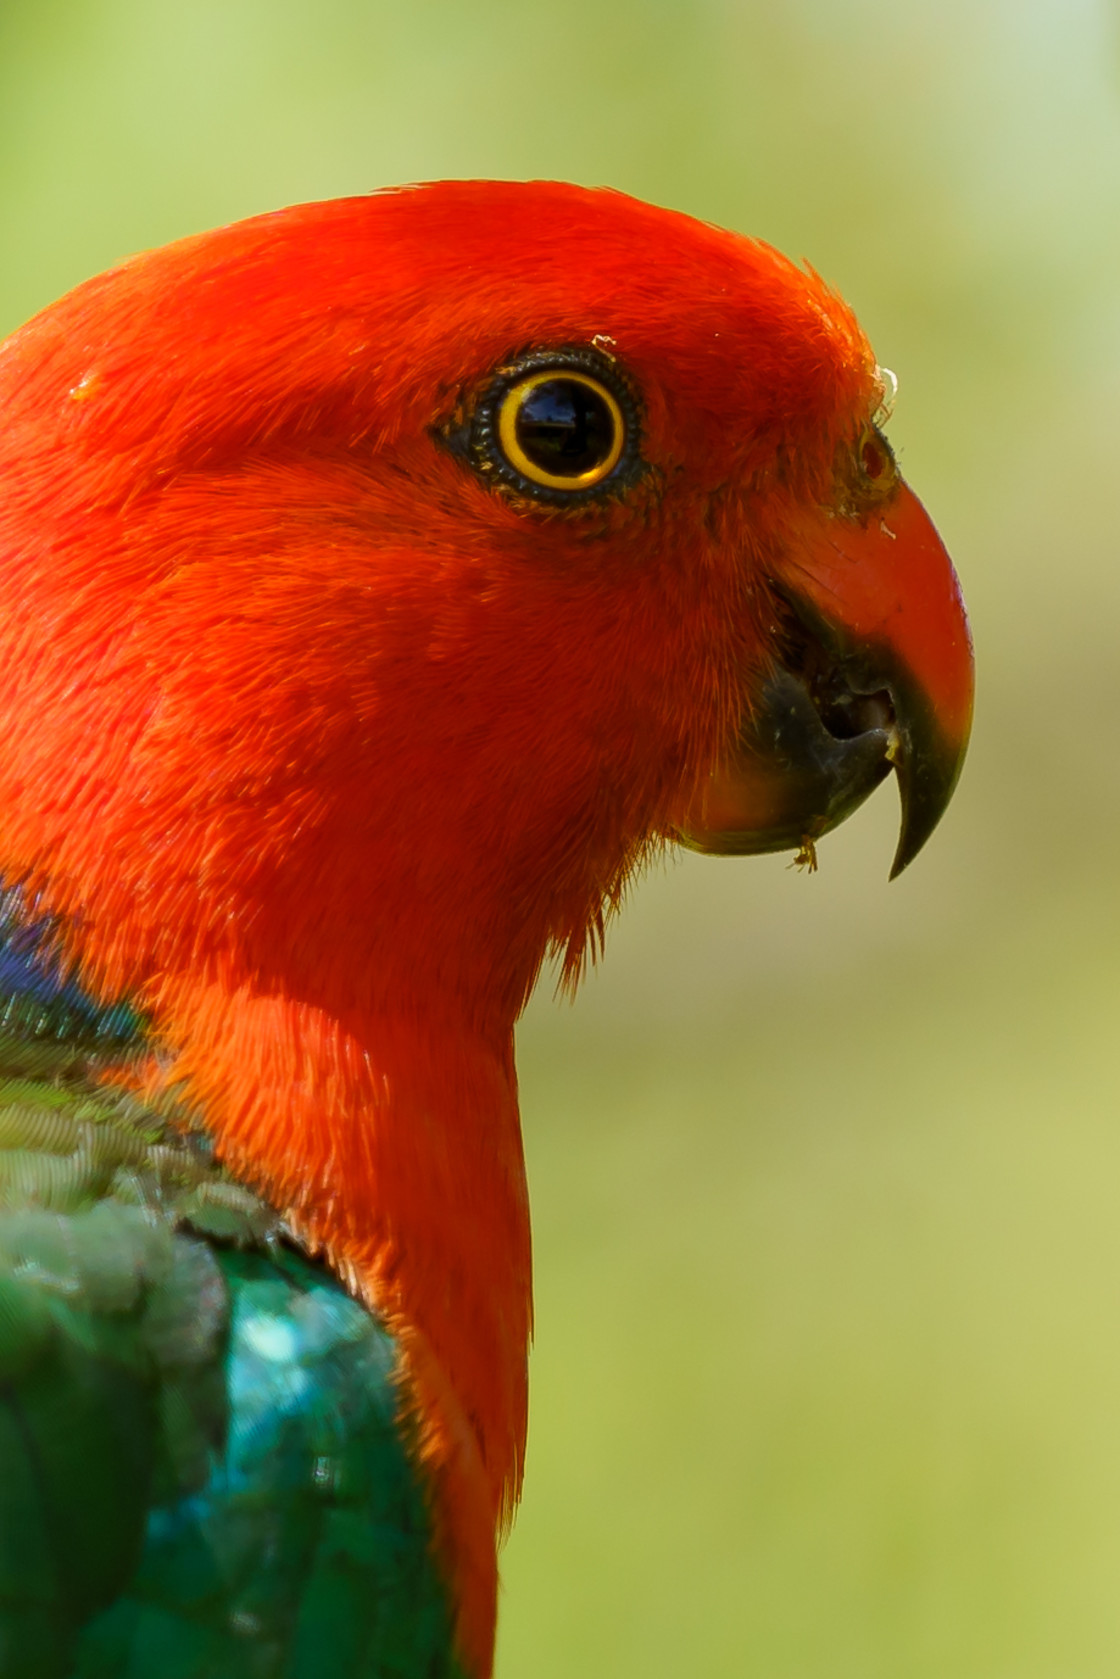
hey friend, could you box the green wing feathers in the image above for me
[0,915,463,1678]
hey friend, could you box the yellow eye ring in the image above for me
[464,348,642,506]
[497,370,625,492]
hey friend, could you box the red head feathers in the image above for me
[0,181,971,1674]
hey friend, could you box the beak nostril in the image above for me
[818,686,894,743]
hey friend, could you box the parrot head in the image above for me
[0,180,973,1677]
[0,181,972,1019]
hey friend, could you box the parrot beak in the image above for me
[679,482,974,878]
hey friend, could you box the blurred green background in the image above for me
[2,1,1119,1673]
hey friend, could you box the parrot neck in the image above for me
[159,979,530,1679]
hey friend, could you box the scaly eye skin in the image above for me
[857,424,898,497]
[465,348,643,507]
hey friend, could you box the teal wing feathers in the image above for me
[0,893,463,1679]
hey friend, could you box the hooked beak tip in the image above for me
[887,708,971,881]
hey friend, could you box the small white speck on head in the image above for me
[874,366,898,424]
[68,371,100,403]
[591,333,617,353]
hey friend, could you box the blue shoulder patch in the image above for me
[0,886,142,1050]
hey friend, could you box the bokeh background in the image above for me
[2,2,1119,1673]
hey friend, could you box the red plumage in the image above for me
[0,181,971,1673]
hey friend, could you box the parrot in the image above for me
[0,180,973,1678]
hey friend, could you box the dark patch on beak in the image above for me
[679,483,973,876]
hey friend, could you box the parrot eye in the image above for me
[500,373,623,489]
[464,348,642,505]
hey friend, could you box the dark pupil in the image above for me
[514,379,615,477]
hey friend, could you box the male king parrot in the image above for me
[0,181,972,1678]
